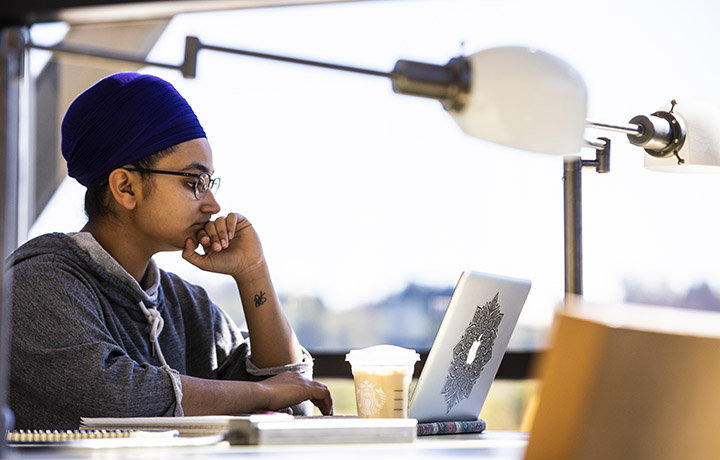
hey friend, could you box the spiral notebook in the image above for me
[3,428,226,448]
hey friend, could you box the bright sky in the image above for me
[29,0,720,328]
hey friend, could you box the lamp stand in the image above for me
[563,138,610,298]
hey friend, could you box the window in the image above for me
[30,0,720,358]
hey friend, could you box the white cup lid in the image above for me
[345,345,420,366]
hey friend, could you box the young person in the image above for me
[7,72,332,430]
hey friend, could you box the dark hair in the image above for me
[83,144,181,222]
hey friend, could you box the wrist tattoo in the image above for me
[254,291,267,308]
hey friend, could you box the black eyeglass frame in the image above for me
[124,167,220,200]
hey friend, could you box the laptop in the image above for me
[408,270,531,423]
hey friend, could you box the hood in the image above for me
[8,232,162,320]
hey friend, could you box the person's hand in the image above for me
[256,372,334,416]
[182,213,266,279]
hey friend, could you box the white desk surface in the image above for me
[6,431,528,460]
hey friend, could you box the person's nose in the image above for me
[200,190,221,215]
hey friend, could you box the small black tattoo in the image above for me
[254,291,267,308]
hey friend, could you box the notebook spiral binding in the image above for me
[6,429,139,443]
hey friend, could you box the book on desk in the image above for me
[79,414,419,445]
[7,414,486,446]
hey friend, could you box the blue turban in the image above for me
[61,72,206,187]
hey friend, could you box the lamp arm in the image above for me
[26,40,190,74]
[26,35,395,79]
[586,101,686,160]
[188,37,392,79]
[192,37,468,109]
[586,119,643,136]
[28,36,467,112]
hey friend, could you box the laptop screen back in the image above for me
[408,270,531,423]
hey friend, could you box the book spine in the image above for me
[416,419,486,436]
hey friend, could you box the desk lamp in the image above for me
[567,99,720,295]
[176,37,720,296]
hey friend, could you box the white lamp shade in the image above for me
[450,47,588,155]
[644,100,720,173]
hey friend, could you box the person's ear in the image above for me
[107,168,139,210]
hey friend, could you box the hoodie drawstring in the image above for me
[138,301,168,367]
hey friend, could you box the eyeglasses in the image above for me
[124,168,221,200]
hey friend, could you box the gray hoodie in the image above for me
[7,232,312,429]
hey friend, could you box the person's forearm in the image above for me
[180,372,334,416]
[233,262,303,368]
[179,374,267,415]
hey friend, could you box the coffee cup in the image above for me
[345,345,420,418]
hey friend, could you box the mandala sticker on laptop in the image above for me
[441,292,503,413]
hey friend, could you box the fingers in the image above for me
[303,377,334,416]
[313,391,334,416]
[226,212,239,240]
[195,229,211,252]
[184,213,263,277]
[196,213,245,253]
[261,372,334,416]
[182,237,213,270]
[203,217,228,252]
[182,238,201,263]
